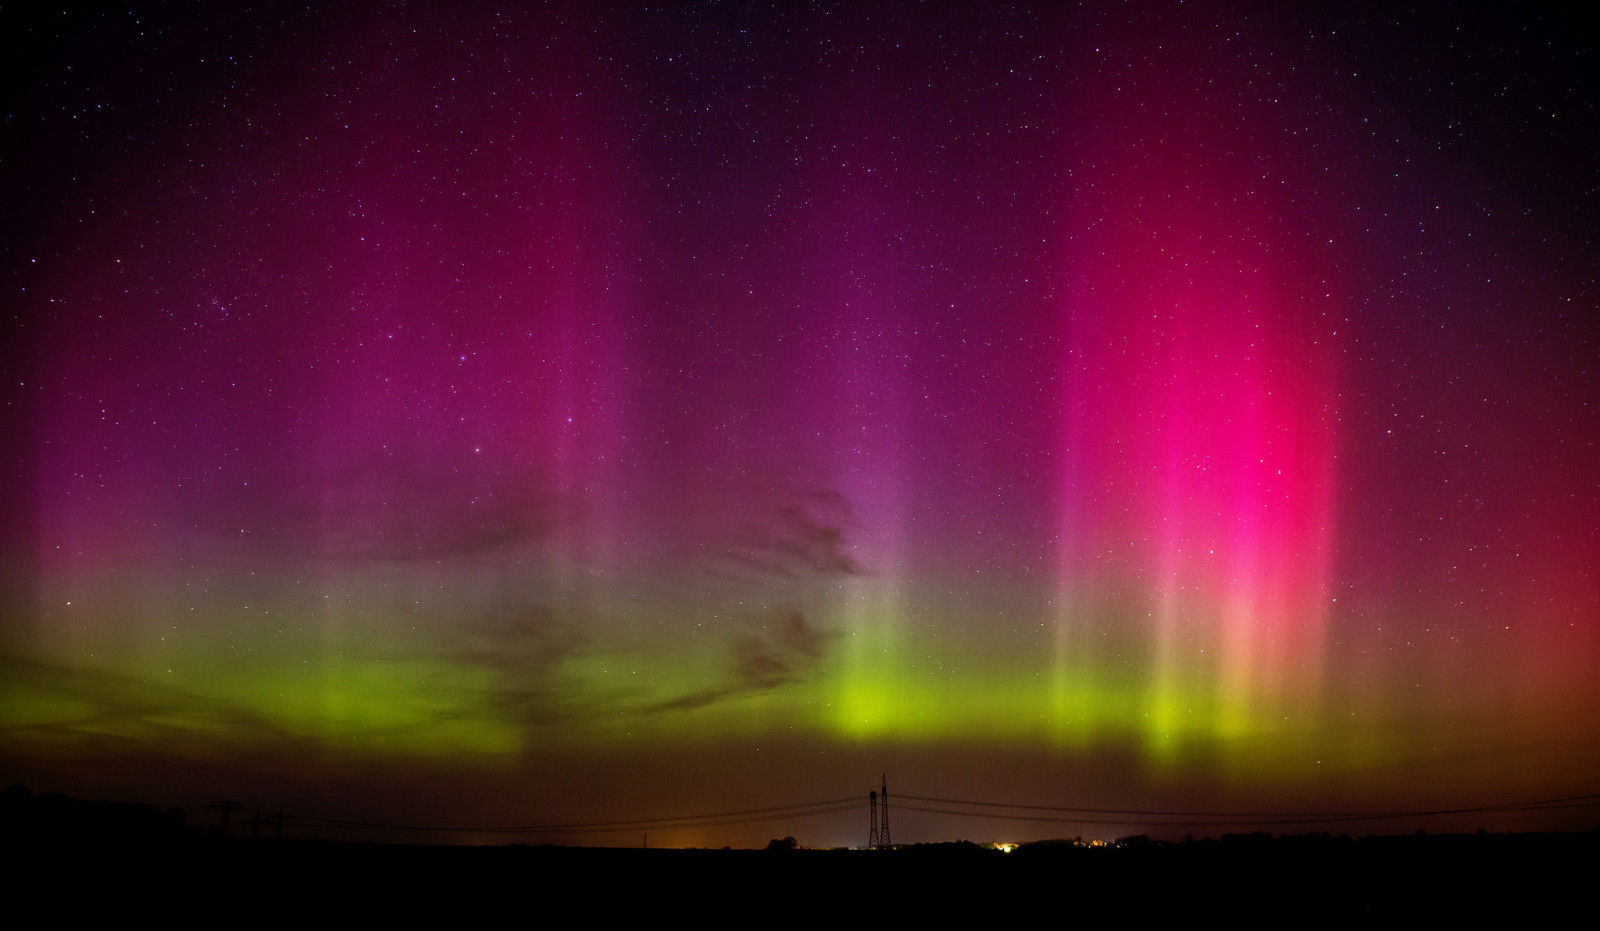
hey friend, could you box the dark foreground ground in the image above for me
[7,785,1595,921]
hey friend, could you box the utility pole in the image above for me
[207,800,244,839]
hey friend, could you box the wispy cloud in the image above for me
[644,611,833,714]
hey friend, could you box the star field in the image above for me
[2,2,1596,846]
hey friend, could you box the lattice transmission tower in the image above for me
[879,773,891,848]
[866,775,893,849]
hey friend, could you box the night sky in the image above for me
[3,2,1597,848]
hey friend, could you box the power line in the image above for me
[894,791,1600,829]
[288,795,861,835]
[238,789,1600,840]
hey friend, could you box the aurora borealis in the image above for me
[3,3,1597,848]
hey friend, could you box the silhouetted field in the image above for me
[6,785,1592,919]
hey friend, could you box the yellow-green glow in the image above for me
[8,572,1528,787]
[6,603,1335,771]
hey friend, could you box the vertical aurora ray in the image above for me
[776,51,927,742]
[1052,22,1346,769]
[811,203,917,742]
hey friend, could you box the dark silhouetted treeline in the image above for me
[5,784,1594,920]
[1,783,193,849]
